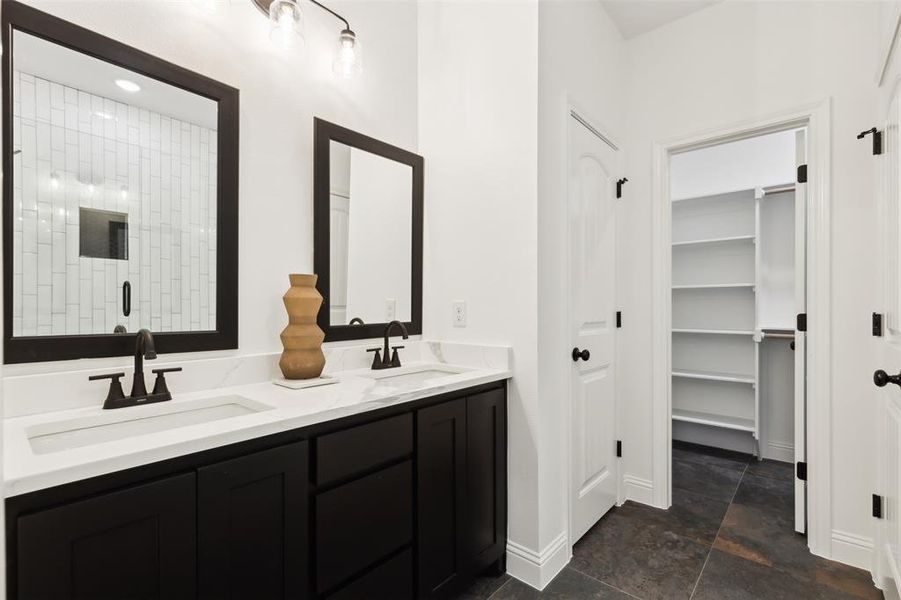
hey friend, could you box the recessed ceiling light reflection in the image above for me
[115,79,141,93]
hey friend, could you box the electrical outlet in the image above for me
[385,298,396,321]
[453,301,467,327]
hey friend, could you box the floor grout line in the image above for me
[687,460,749,600]
[567,565,645,600]
[484,577,512,600]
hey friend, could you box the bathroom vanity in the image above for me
[4,350,509,600]
[0,3,508,598]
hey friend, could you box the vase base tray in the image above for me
[272,375,339,390]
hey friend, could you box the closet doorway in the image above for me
[656,117,819,539]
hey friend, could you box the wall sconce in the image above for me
[252,0,361,78]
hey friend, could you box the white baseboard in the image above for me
[762,440,794,463]
[622,474,655,506]
[831,529,874,571]
[506,532,570,590]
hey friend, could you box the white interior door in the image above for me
[876,86,901,591]
[568,113,619,543]
[794,129,808,534]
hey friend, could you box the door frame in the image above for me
[650,99,832,557]
[563,95,623,555]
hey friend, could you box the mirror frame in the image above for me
[313,118,423,342]
[2,1,239,363]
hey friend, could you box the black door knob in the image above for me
[874,369,901,388]
[572,347,590,362]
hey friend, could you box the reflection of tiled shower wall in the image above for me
[12,70,217,336]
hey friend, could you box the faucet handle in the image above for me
[366,347,383,369]
[389,345,405,368]
[89,373,126,408]
[151,367,181,397]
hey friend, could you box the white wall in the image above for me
[417,0,545,586]
[669,129,797,200]
[6,0,419,377]
[535,0,624,581]
[420,0,625,588]
[619,0,880,568]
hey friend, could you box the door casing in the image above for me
[649,100,832,558]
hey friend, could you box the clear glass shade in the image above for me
[332,29,362,78]
[269,0,304,49]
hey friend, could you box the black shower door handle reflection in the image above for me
[122,281,131,317]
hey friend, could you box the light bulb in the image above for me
[269,0,304,50]
[333,29,362,78]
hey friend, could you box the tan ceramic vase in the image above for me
[279,274,326,379]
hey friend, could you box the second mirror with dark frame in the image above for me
[2,1,239,363]
[314,118,423,342]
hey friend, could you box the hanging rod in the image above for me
[763,183,796,196]
[762,328,795,339]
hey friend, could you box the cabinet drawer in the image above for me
[327,549,413,600]
[316,413,412,486]
[316,461,413,593]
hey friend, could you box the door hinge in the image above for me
[874,313,884,337]
[796,461,807,481]
[616,311,622,328]
[873,494,884,519]
[858,127,884,155]
[616,440,622,458]
[797,164,808,184]
[616,178,628,199]
[797,313,807,332]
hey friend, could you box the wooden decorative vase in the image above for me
[279,274,326,379]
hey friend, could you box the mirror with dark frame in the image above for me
[314,118,423,342]
[2,1,239,363]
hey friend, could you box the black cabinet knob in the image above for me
[572,347,590,362]
[874,369,901,388]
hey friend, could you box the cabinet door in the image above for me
[17,472,196,600]
[417,399,467,598]
[198,441,309,600]
[466,388,507,572]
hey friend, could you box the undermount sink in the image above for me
[27,395,272,455]
[363,365,469,387]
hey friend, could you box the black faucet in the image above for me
[367,320,409,370]
[88,328,182,409]
[131,328,157,398]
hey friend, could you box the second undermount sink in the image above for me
[27,395,272,455]
[363,365,470,387]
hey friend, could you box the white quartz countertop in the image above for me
[4,342,511,497]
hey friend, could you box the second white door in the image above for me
[569,113,619,543]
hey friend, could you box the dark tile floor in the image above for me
[455,441,883,599]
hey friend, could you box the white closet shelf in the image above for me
[672,328,755,336]
[671,188,756,203]
[671,283,755,290]
[672,235,755,248]
[672,409,756,432]
[672,369,756,384]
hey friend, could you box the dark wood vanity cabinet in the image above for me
[197,442,309,600]
[6,381,506,600]
[16,473,197,599]
[417,389,507,599]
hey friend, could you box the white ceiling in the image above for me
[600,0,722,39]
[14,30,218,129]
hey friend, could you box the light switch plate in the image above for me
[453,301,466,327]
